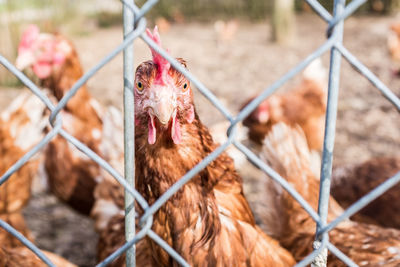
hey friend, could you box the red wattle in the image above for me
[33,62,52,79]
[148,114,156,144]
[171,113,181,144]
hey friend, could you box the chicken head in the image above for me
[16,25,72,79]
[134,26,195,145]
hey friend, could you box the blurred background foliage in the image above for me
[1,0,400,86]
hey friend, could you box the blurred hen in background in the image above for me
[16,25,124,215]
[242,59,327,151]
[242,59,327,176]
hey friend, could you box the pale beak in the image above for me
[15,51,35,70]
[153,100,175,125]
[149,86,177,125]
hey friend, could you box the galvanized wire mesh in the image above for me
[1,0,400,266]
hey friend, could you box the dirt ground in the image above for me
[1,13,400,266]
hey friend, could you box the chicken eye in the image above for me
[137,82,144,92]
[182,83,188,91]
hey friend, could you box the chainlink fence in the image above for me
[1,0,400,266]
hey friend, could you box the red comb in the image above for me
[18,24,40,54]
[146,26,171,85]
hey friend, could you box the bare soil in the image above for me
[1,13,400,266]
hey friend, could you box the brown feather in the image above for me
[0,92,47,213]
[92,179,155,266]
[41,36,101,125]
[44,135,99,214]
[40,34,109,215]
[96,214,154,267]
[134,110,295,266]
[0,213,33,248]
[0,246,77,267]
[262,123,400,266]
[331,157,400,229]
[0,127,35,213]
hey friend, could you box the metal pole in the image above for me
[313,0,345,266]
[123,1,135,266]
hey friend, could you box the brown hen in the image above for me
[16,25,122,214]
[261,123,400,266]
[126,26,295,267]
[242,59,327,152]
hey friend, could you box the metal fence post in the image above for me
[123,1,135,266]
[313,0,345,266]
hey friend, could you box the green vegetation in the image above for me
[95,11,122,28]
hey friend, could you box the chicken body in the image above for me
[0,92,46,214]
[331,157,400,229]
[0,213,34,248]
[261,123,400,266]
[40,34,103,214]
[92,179,153,267]
[135,115,294,266]
[92,179,125,266]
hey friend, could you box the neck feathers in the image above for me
[135,114,223,255]
[42,48,100,125]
